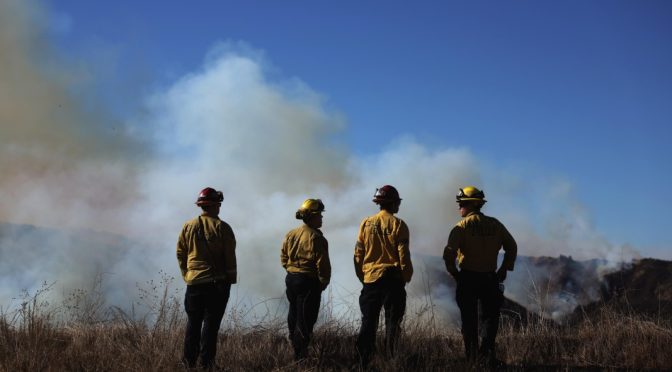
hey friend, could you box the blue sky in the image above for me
[35,0,672,257]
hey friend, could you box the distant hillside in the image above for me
[570,258,672,320]
[511,256,672,320]
[418,253,672,322]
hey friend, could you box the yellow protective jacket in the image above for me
[354,210,413,284]
[443,211,517,273]
[281,224,331,287]
[177,214,237,285]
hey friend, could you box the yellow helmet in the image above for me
[295,198,325,219]
[456,186,487,203]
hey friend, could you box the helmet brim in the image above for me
[456,198,487,202]
[196,201,222,206]
[373,198,402,203]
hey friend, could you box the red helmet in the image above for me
[372,185,401,204]
[195,187,223,206]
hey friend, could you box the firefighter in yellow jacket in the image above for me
[177,187,237,369]
[443,186,517,367]
[354,185,413,367]
[281,198,331,360]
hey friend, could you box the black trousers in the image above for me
[183,281,231,368]
[455,270,504,362]
[285,273,322,359]
[356,269,407,366]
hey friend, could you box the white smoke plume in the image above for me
[0,0,640,322]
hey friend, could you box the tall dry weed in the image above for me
[0,276,670,371]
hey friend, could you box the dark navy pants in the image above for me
[285,273,322,360]
[183,281,231,368]
[455,270,504,362]
[356,268,406,366]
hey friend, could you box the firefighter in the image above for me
[443,186,517,367]
[354,185,413,367]
[281,198,331,360]
[176,187,237,369]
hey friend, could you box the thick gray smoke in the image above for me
[0,0,639,322]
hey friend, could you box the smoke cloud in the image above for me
[0,0,639,322]
[0,0,142,232]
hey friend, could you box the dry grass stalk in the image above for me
[1,280,670,371]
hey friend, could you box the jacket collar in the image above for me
[302,223,323,235]
[377,209,394,217]
[465,211,483,218]
[200,212,219,219]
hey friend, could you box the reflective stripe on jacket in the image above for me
[354,210,413,284]
[177,214,237,285]
[281,224,331,286]
[443,211,517,273]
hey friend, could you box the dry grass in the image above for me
[1,281,670,371]
[499,309,672,370]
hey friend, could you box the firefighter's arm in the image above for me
[397,221,413,283]
[222,223,238,284]
[443,227,461,279]
[353,242,365,283]
[280,235,289,270]
[353,220,366,283]
[500,223,517,272]
[315,236,331,290]
[176,226,188,279]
